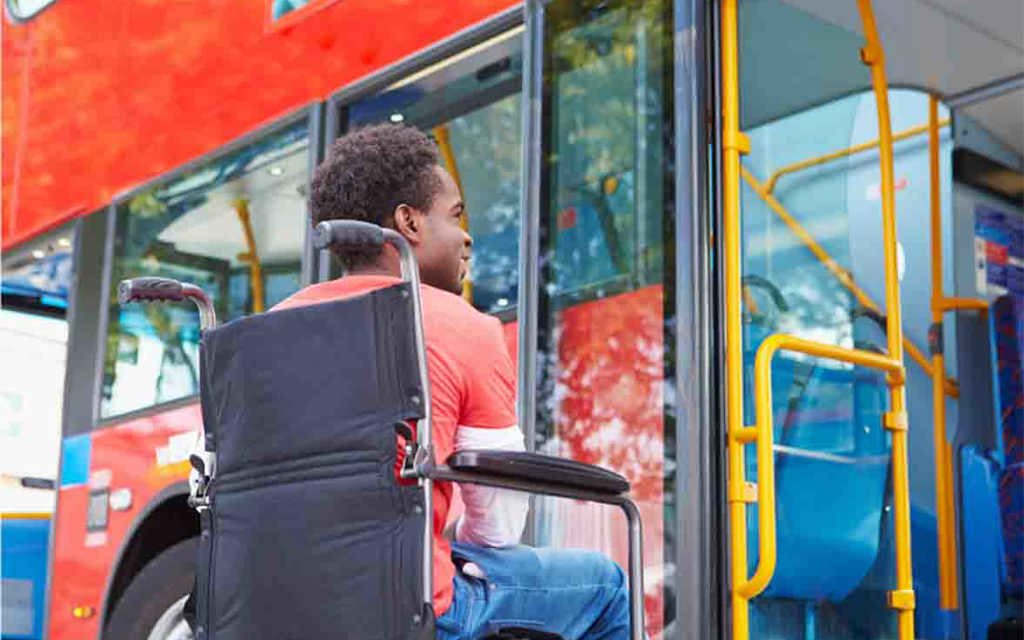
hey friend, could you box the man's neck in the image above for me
[346,256,401,279]
[346,265,397,278]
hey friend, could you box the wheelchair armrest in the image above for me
[445,450,630,496]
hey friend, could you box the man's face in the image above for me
[412,165,472,295]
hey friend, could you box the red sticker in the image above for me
[985,241,1008,264]
[557,206,578,230]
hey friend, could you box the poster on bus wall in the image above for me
[975,204,1024,297]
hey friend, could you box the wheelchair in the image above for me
[118,220,645,640]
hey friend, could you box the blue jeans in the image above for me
[436,542,631,640]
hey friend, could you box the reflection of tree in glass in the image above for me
[543,1,667,292]
[448,94,522,312]
[539,1,671,500]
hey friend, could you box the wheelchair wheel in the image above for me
[105,537,196,640]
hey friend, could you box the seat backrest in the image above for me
[194,282,432,640]
[992,295,1023,466]
[992,294,1023,597]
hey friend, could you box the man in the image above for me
[276,124,631,639]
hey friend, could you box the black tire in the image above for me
[105,537,197,640]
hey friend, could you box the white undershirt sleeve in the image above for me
[453,424,530,548]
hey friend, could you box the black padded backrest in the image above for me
[202,283,424,474]
[195,282,432,640]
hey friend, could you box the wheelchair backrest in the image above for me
[195,282,432,639]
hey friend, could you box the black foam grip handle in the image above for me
[313,220,386,251]
[118,277,185,305]
[852,306,888,333]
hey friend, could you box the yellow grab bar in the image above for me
[936,297,988,312]
[740,334,905,600]
[764,118,950,194]
[720,0,754,637]
[928,93,958,612]
[927,94,989,611]
[858,1,917,636]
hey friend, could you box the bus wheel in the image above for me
[105,537,197,640]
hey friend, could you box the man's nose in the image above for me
[463,229,473,249]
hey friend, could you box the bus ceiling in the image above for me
[740,0,1023,162]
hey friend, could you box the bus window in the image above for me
[271,0,308,21]
[4,0,57,21]
[0,222,73,513]
[342,27,522,317]
[100,120,309,419]
[535,0,673,636]
[0,224,73,640]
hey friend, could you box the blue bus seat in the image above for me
[960,446,1005,640]
[742,316,891,603]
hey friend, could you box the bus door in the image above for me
[330,3,685,636]
[720,2,1023,640]
[722,1,916,638]
[530,2,676,638]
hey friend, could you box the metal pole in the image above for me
[856,2,916,637]
[383,228,435,612]
[621,499,647,640]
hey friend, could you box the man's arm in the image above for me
[449,311,528,548]
[453,425,529,547]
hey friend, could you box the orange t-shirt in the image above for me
[273,275,517,616]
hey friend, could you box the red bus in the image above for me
[2,1,1021,640]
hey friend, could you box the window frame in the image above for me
[93,104,319,428]
[320,5,526,318]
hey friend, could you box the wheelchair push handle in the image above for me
[313,220,385,251]
[118,277,184,304]
[117,277,218,331]
[313,220,420,285]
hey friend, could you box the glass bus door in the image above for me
[529,1,680,637]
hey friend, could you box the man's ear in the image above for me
[392,204,422,245]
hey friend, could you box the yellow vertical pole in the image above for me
[856,2,916,637]
[432,124,473,303]
[233,199,265,313]
[720,0,753,638]
[928,94,960,611]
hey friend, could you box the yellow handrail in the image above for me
[233,199,265,313]
[720,0,753,637]
[764,118,950,194]
[927,94,988,611]
[741,166,959,398]
[857,1,916,636]
[742,334,905,599]
[432,124,473,303]
[927,94,957,612]
[937,297,988,312]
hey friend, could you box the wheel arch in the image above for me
[99,481,197,635]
